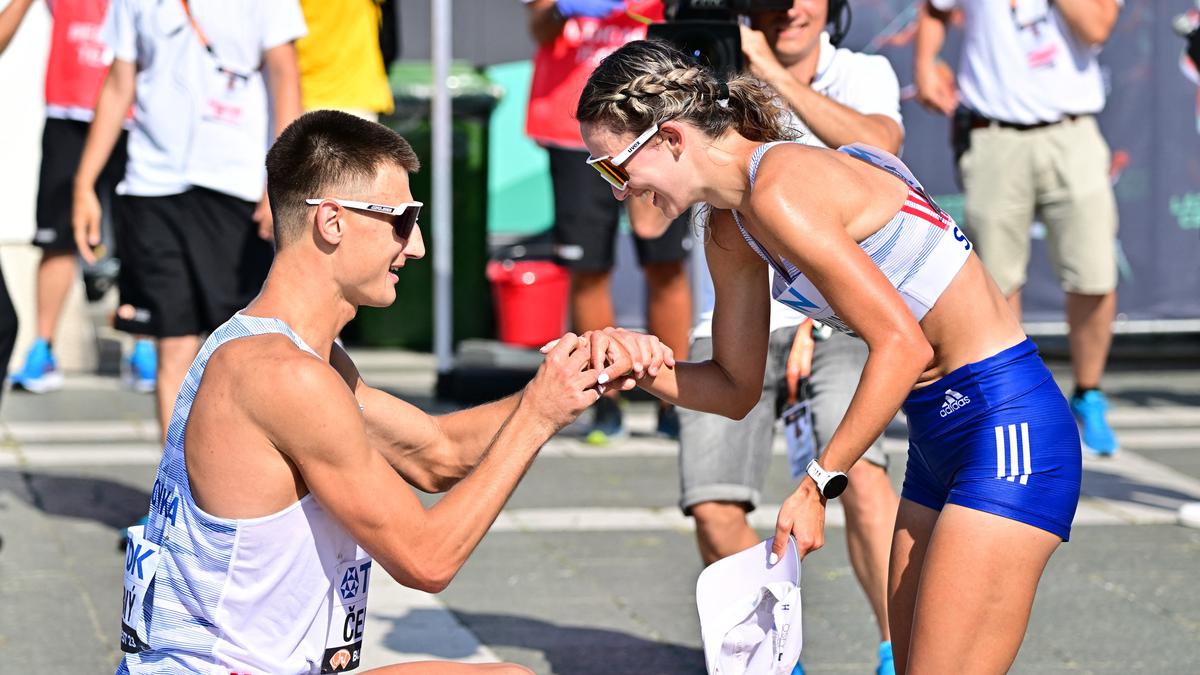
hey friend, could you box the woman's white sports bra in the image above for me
[731,142,973,336]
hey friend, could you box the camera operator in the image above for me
[676,2,903,673]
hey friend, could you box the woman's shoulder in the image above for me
[750,143,842,204]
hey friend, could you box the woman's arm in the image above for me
[750,150,932,562]
[619,209,772,420]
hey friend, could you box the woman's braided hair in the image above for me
[576,40,799,143]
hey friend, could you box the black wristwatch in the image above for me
[806,459,849,499]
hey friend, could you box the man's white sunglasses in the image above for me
[305,198,422,239]
[585,123,661,191]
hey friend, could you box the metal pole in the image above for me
[432,0,453,375]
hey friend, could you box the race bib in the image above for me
[783,401,817,480]
[120,525,160,653]
[322,557,373,673]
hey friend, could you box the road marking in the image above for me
[359,576,499,668]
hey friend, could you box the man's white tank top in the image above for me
[732,142,973,336]
[118,314,373,675]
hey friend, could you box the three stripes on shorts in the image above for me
[995,422,1032,485]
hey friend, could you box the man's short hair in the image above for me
[266,110,420,246]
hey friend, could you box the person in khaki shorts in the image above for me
[915,0,1123,456]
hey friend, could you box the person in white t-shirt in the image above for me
[675,2,902,673]
[71,0,306,441]
[914,0,1123,458]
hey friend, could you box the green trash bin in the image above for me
[348,62,503,350]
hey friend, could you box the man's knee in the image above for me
[691,500,750,531]
[842,460,897,518]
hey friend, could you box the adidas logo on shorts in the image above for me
[939,389,971,417]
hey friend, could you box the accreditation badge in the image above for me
[783,400,817,481]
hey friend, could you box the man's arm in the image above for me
[329,343,520,493]
[526,0,565,45]
[1055,0,1119,47]
[255,41,303,240]
[913,1,958,116]
[739,26,903,153]
[260,336,600,592]
[0,0,34,55]
[73,58,136,264]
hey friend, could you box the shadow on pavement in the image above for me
[374,608,705,674]
[1082,467,1200,509]
[0,470,149,530]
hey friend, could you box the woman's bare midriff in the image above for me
[915,254,1028,388]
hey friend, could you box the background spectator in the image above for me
[72,0,306,438]
[524,0,691,444]
[295,0,394,121]
[915,0,1123,457]
[4,0,151,395]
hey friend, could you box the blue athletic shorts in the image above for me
[900,339,1082,540]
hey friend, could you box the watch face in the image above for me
[824,474,849,499]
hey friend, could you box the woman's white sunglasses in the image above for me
[585,123,661,191]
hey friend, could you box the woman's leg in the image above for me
[906,504,1060,674]
[888,498,940,675]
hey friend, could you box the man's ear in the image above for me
[315,202,343,246]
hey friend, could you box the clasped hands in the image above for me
[541,327,675,395]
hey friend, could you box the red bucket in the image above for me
[486,260,570,348]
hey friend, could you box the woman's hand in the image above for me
[771,479,827,564]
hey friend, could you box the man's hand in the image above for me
[73,184,103,264]
[254,189,274,241]
[554,0,625,19]
[914,59,958,116]
[739,25,790,86]
[523,333,604,432]
[771,478,827,564]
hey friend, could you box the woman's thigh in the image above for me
[907,504,1060,675]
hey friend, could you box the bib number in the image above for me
[120,525,160,653]
[322,557,373,673]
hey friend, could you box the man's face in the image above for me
[335,163,426,309]
[749,0,828,66]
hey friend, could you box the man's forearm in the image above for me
[0,0,34,55]
[770,76,903,153]
[75,62,135,192]
[417,397,557,586]
[433,393,522,465]
[1054,0,1119,46]
[915,2,949,73]
[527,0,564,45]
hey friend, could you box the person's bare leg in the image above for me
[842,460,900,642]
[905,505,1060,674]
[1065,291,1115,390]
[364,662,533,674]
[642,260,690,362]
[888,498,939,675]
[569,270,614,334]
[35,251,77,339]
[691,501,761,565]
[156,335,202,441]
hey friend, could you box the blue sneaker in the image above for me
[585,396,627,445]
[123,339,157,393]
[1070,390,1118,457]
[791,661,805,675]
[656,405,680,440]
[877,641,895,675]
[10,338,63,393]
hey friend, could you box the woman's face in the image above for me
[580,121,697,220]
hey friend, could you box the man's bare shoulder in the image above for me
[205,335,358,437]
